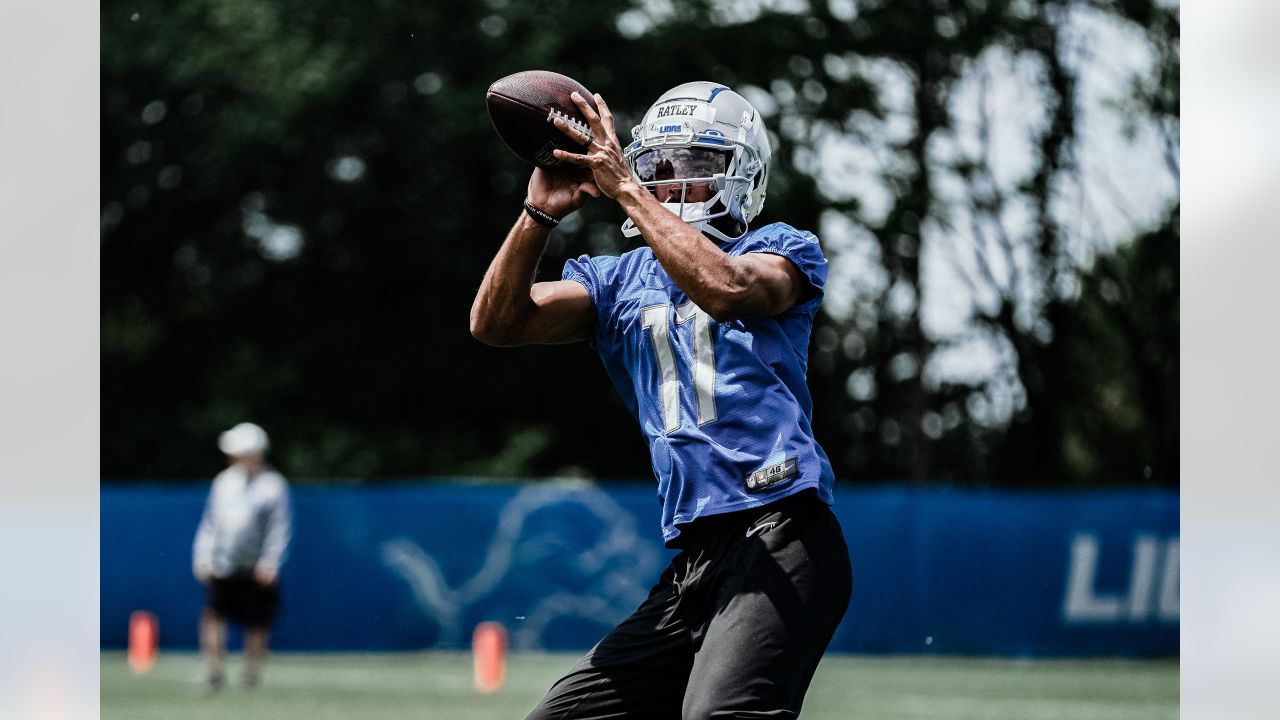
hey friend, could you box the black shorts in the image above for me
[208,572,280,628]
[526,490,852,719]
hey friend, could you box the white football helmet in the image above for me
[623,81,772,243]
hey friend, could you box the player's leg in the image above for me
[199,574,236,692]
[242,625,269,688]
[198,606,226,692]
[525,564,694,720]
[681,498,852,719]
[240,576,279,688]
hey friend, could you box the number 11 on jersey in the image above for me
[641,302,718,433]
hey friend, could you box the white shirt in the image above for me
[192,466,291,578]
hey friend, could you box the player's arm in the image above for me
[254,480,291,586]
[470,167,600,347]
[192,485,216,583]
[613,187,806,321]
[550,92,805,322]
[469,216,593,347]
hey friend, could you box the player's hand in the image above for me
[194,565,211,585]
[551,92,637,200]
[253,565,278,587]
[527,165,600,219]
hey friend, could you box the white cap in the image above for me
[218,422,269,456]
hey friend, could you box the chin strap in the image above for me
[622,200,709,238]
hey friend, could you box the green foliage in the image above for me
[1058,208,1179,484]
[102,0,1178,485]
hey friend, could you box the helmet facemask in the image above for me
[635,146,729,227]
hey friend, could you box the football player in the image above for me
[471,82,851,719]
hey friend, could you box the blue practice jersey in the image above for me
[563,222,836,544]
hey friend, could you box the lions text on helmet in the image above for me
[622,82,772,244]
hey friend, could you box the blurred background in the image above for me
[100,0,1179,718]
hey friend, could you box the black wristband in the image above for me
[523,199,561,228]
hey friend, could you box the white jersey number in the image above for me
[641,302,718,433]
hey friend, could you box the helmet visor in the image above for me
[634,147,729,182]
[634,148,729,203]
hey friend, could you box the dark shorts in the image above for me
[526,490,852,720]
[208,572,280,628]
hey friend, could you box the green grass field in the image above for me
[101,651,1178,719]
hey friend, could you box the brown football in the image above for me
[486,70,599,169]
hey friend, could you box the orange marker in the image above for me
[127,610,159,674]
[472,621,508,694]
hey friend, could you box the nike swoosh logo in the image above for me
[745,521,778,538]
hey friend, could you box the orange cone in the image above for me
[127,610,159,674]
[472,621,508,694]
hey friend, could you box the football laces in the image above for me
[546,108,593,144]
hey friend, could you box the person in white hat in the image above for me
[192,422,292,693]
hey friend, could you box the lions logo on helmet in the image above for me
[623,82,772,243]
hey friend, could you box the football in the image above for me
[486,70,599,169]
